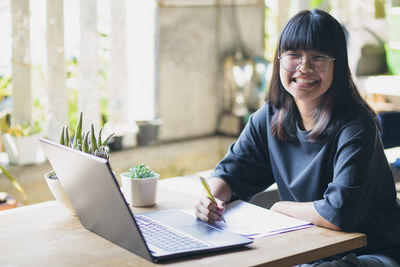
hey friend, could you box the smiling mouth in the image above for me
[293,78,319,85]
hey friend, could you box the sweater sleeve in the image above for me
[211,105,275,201]
[314,118,390,230]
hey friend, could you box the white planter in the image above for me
[120,172,159,207]
[44,171,76,216]
[1,133,45,165]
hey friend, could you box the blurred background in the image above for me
[1,0,400,205]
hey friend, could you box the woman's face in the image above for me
[279,50,334,109]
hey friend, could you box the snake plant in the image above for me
[59,112,114,160]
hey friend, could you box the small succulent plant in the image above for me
[128,164,157,179]
[47,170,58,179]
[59,112,114,160]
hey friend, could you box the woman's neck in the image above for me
[295,101,318,131]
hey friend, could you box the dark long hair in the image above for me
[267,9,377,142]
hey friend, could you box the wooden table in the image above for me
[0,178,366,267]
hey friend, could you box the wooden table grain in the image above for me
[0,179,366,267]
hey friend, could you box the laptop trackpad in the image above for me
[141,209,203,226]
[141,210,246,246]
[178,223,245,246]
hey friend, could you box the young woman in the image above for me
[195,9,400,266]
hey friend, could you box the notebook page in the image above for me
[213,200,312,238]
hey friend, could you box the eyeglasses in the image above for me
[278,53,335,72]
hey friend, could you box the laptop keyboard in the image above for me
[135,215,208,252]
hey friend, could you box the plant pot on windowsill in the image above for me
[120,164,159,207]
[136,119,162,146]
[1,133,45,165]
[108,135,123,151]
[103,122,139,151]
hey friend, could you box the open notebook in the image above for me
[183,199,312,239]
[213,200,312,239]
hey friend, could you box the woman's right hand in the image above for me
[195,195,226,223]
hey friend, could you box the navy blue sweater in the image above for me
[212,103,400,261]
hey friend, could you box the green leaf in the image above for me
[82,131,89,153]
[73,112,83,148]
[102,132,115,147]
[0,165,27,205]
[90,124,98,152]
[59,126,65,145]
[98,128,102,148]
[65,126,70,147]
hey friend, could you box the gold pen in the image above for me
[199,175,226,223]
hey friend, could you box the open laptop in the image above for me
[40,138,252,262]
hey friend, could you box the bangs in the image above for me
[279,10,335,56]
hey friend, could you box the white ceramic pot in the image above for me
[2,133,45,165]
[44,171,76,215]
[120,172,159,207]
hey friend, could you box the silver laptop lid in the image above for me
[40,138,153,261]
[40,138,253,262]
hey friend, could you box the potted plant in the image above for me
[0,110,45,165]
[44,112,114,215]
[0,164,27,210]
[120,164,159,207]
[44,170,76,215]
[103,121,139,151]
[136,118,162,146]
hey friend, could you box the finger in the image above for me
[203,197,225,221]
[195,207,210,222]
[197,200,218,219]
[195,199,212,219]
[195,202,219,222]
[196,198,223,222]
[200,196,219,213]
[204,206,224,222]
[215,199,226,215]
